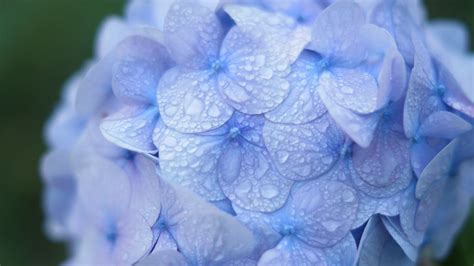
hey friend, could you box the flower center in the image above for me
[315,58,330,74]
[105,224,119,245]
[435,84,446,96]
[210,59,224,74]
[281,225,296,236]
[229,127,241,139]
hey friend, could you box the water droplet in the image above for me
[185,97,204,116]
[208,104,221,117]
[342,190,355,203]
[260,184,280,199]
[321,220,340,232]
[277,151,290,163]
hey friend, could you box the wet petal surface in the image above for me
[155,123,227,201]
[263,114,344,181]
[157,68,234,133]
[264,51,327,124]
[101,105,159,153]
[220,6,311,114]
[164,0,223,68]
[218,141,293,212]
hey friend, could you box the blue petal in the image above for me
[137,250,187,266]
[112,211,154,265]
[259,234,356,266]
[318,84,381,148]
[352,117,412,188]
[357,215,414,266]
[124,0,159,26]
[358,24,407,105]
[319,68,379,114]
[101,105,159,153]
[72,116,126,161]
[410,137,448,178]
[258,237,325,266]
[95,16,131,58]
[403,36,442,138]
[218,141,293,212]
[382,216,418,262]
[320,234,357,266]
[41,150,76,240]
[230,112,267,147]
[309,1,367,67]
[220,6,311,114]
[263,114,345,181]
[353,192,402,229]
[76,55,115,117]
[45,72,86,149]
[154,122,227,201]
[164,0,224,68]
[425,172,471,259]
[416,138,458,198]
[159,181,255,265]
[112,36,170,105]
[67,228,113,265]
[349,156,412,199]
[261,0,325,24]
[226,258,258,266]
[155,231,178,252]
[399,181,445,247]
[437,60,474,117]
[427,20,469,53]
[370,0,419,64]
[40,149,74,184]
[233,206,282,259]
[157,68,234,133]
[418,111,472,139]
[281,180,358,248]
[224,5,310,65]
[75,156,131,222]
[458,158,474,198]
[127,155,161,226]
[265,51,327,124]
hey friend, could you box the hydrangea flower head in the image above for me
[41,0,474,265]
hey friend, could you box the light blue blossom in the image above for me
[41,0,474,265]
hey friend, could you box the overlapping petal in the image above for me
[277,180,359,248]
[159,181,255,265]
[309,1,367,67]
[357,216,414,266]
[259,234,357,266]
[370,0,420,64]
[218,141,294,212]
[164,0,224,68]
[157,68,234,133]
[101,105,159,153]
[265,51,327,124]
[220,5,311,114]
[352,114,412,190]
[263,114,344,181]
[154,120,227,201]
[319,86,381,147]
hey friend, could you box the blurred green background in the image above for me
[0,0,472,265]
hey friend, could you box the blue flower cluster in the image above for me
[41,0,474,265]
